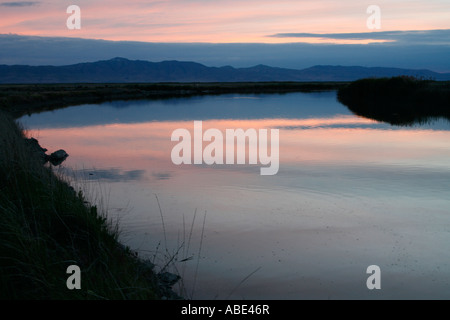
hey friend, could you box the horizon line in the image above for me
[2,56,450,75]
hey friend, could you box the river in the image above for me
[19,91,450,299]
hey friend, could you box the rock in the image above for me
[157,271,183,300]
[25,138,48,164]
[24,138,68,166]
[26,137,47,152]
[158,272,181,286]
[48,149,69,166]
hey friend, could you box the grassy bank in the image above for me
[0,82,348,118]
[0,109,180,299]
[337,77,450,125]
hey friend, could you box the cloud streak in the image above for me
[0,1,39,7]
[268,29,450,45]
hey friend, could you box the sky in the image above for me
[0,0,449,70]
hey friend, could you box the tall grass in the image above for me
[0,110,165,299]
[147,198,207,300]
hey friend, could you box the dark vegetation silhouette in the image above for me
[0,82,347,118]
[337,76,450,126]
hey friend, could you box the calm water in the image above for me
[20,92,450,299]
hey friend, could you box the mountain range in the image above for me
[1,57,449,83]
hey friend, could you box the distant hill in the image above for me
[1,57,449,83]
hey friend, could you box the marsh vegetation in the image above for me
[337,77,450,125]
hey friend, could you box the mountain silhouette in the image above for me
[1,57,449,83]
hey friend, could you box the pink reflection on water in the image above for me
[23,115,450,299]
[28,116,450,175]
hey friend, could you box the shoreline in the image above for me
[0,109,185,299]
[0,82,348,118]
[0,81,345,299]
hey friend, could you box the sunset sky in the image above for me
[0,1,449,70]
[1,0,449,42]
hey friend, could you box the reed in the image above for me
[0,110,166,299]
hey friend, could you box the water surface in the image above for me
[20,92,450,299]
